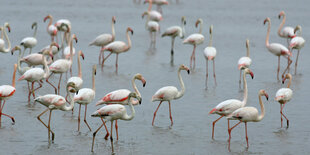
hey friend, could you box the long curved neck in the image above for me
[69,36,74,62]
[208,29,213,47]
[62,87,74,111]
[47,17,52,31]
[257,93,265,121]
[126,30,132,50]
[198,22,203,34]
[287,76,292,88]
[132,78,141,97]
[15,49,23,73]
[241,71,248,106]
[122,99,135,120]
[12,65,17,87]
[92,70,96,91]
[77,53,82,78]
[265,21,270,47]
[43,56,50,79]
[2,26,11,52]
[148,0,152,11]
[181,20,185,38]
[175,69,185,99]
[33,25,38,38]
[111,20,115,41]
[278,15,285,37]
[246,42,250,57]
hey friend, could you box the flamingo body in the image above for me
[238,57,251,69]
[63,46,76,58]
[290,37,305,49]
[49,59,71,73]
[74,88,95,105]
[18,68,44,82]
[20,53,47,67]
[183,33,204,45]
[275,88,293,104]
[20,37,37,49]
[147,21,160,32]
[89,34,113,47]
[152,86,179,101]
[267,43,290,56]
[0,85,15,99]
[204,47,216,60]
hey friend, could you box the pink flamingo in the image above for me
[55,19,71,51]
[152,64,189,126]
[183,18,204,70]
[278,11,295,46]
[11,46,31,74]
[227,89,269,151]
[275,73,293,128]
[44,15,58,42]
[161,16,186,65]
[46,34,77,94]
[238,39,252,89]
[91,92,141,152]
[209,68,253,139]
[264,17,292,81]
[0,64,17,127]
[67,50,84,93]
[74,65,97,132]
[142,0,163,22]
[20,22,38,55]
[204,25,217,87]
[101,27,133,73]
[0,22,11,53]
[34,82,76,141]
[144,0,168,14]
[289,25,305,75]
[89,16,116,64]
[147,21,160,48]
[96,73,146,140]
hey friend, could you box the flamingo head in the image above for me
[244,68,254,79]
[260,90,269,101]
[50,42,60,51]
[112,16,116,24]
[127,27,134,35]
[79,50,85,60]
[282,73,292,84]
[142,11,148,19]
[43,15,51,22]
[294,25,302,34]
[195,18,202,28]
[11,46,21,55]
[92,65,97,75]
[209,108,217,114]
[135,73,147,87]
[4,22,10,32]
[209,25,213,34]
[72,34,78,43]
[179,64,190,74]
[263,17,270,25]
[181,16,186,25]
[129,92,142,104]
[31,22,37,29]
[278,11,285,19]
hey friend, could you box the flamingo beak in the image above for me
[250,71,254,79]
[265,93,269,100]
[11,48,15,55]
[74,37,78,43]
[209,108,217,114]
[81,53,85,60]
[142,78,146,87]
[187,69,190,74]
[44,16,48,22]
[7,26,11,33]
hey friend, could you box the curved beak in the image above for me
[250,71,254,79]
[265,93,269,100]
[81,53,85,60]
[142,78,146,87]
[7,26,11,33]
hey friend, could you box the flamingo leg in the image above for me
[170,37,175,65]
[239,70,242,90]
[280,103,289,128]
[295,49,300,75]
[277,56,280,81]
[57,74,63,95]
[99,46,103,64]
[102,118,110,140]
[46,73,57,94]
[110,120,115,154]
[282,57,292,79]
[115,53,119,73]
[27,82,31,103]
[211,115,224,139]
[245,122,249,148]
[115,120,119,140]
[78,104,81,132]
[280,104,283,128]
[168,101,173,126]
[0,100,15,124]
[0,100,2,127]
[190,45,196,69]
[206,60,209,88]
[48,110,53,141]
[91,119,105,152]
[33,81,43,99]
[84,105,91,131]
[213,59,217,86]
[37,109,55,141]
[228,121,242,151]
[152,101,162,126]
[101,52,112,68]
[31,82,35,99]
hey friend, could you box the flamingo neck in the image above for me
[33,25,38,38]
[77,52,82,78]
[278,15,286,37]
[148,0,152,11]
[287,75,292,88]
[126,30,132,51]
[1,26,11,53]
[265,21,270,47]
[16,48,23,73]
[12,65,17,88]
[122,97,135,120]
[241,70,248,106]
[208,27,213,47]
[47,17,53,32]
[43,56,50,79]
[111,19,115,41]
[62,86,75,111]
[257,92,265,121]
[246,41,250,57]
[92,69,96,91]
[181,19,185,38]
[175,68,185,99]
[132,77,141,97]
[69,36,74,62]
[198,21,203,34]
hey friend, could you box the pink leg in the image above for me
[282,57,292,79]
[211,115,224,139]
[152,101,162,126]
[245,122,249,148]
[280,104,283,128]
[295,50,300,75]
[190,45,196,69]
[84,105,91,131]
[48,110,53,141]
[228,121,242,151]
[192,45,197,70]
[91,118,105,152]
[46,73,57,94]
[99,46,103,64]
[115,54,119,73]
[277,56,280,81]
[206,60,209,88]
[168,101,173,126]
[0,100,2,127]
[0,100,15,125]
[37,109,55,141]
[57,74,63,95]
[27,82,32,103]
[78,104,81,131]
[110,121,115,153]
[213,59,217,86]
[280,103,289,128]
[115,120,119,140]
[31,82,35,99]
[101,52,112,68]
[239,70,242,89]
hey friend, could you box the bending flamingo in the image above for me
[275,73,293,128]
[67,50,84,93]
[55,19,71,51]
[289,25,305,75]
[89,16,116,64]
[0,22,11,53]
[204,25,217,87]
[152,64,189,126]
[183,18,204,70]
[144,0,168,14]
[44,14,58,42]
[142,0,163,23]
[0,64,17,127]
[74,65,97,132]
[20,22,38,55]
[209,68,254,139]
[161,16,186,65]
[35,82,76,141]
[278,11,295,47]
[11,46,31,74]
[91,92,141,152]
[238,39,252,89]
[264,17,292,81]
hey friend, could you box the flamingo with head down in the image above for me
[289,25,305,75]
[20,22,38,55]
[237,39,252,89]
[0,22,11,53]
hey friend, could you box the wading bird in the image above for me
[204,25,217,87]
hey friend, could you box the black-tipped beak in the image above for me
[95,71,97,75]
[131,30,134,35]
[143,82,146,87]
[139,98,142,104]
[76,90,79,95]
[184,21,186,25]
[187,70,190,74]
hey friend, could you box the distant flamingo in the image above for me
[264,17,292,81]
[55,19,71,51]
[275,73,293,128]
[278,11,295,47]
[0,22,11,53]
[74,65,96,132]
[46,34,76,94]
[44,14,58,42]
[91,92,141,152]
[238,39,252,89]
[35,82,76,141]
[151,64,189,126]
[144,0,168,14]
[142,0,163,23]
[11,46,31,74]
[161,16,186,65]
[62,24,77,59]
[89,16,116,64]
[209,68,254,139]
[289,25,305,75]
[227,89,269,151]
[147,21,160,48]
[67,50,84,93]
[20,22,38,55]
[101,27,133,73]
[40,44,60,56]
[0,64,17,127]
[183,18,204,70]
[204,25,217,87]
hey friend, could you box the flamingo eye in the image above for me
[219,109,223,112]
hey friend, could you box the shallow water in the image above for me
[0,0,310,154]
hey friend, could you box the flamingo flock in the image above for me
[0,1,307,154]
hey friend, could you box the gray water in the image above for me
[0,0,310,154]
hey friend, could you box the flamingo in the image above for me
[67,50,84,97]
[264,17,292,81]
[101,27,133,73]
[20,22,38,55]
[209,68,254,139]
[44,14,58,42]
[34,82,76,141]
[91,92,141,152]
[0,64,17,127]
[289,25,305,75]
[96,73,146,140]
[183,18,204,70]
[62,24,77,59]
[89,16,116,64]
[0,22,11,53]
[74,65,96,132]
[278,11,295,47]
[204,25,217,87]
[238,39,252,89]
[142,0,163,23]
[147,21,160,48]
[227,89,269,151]
[161,16,186,65]
[55,19,71,51]
[275,73,293,128]
[39,44,60,56]
[11,46,31,74]
[144,0,168,14]
[151,64,190,126]
[46,34,76,94]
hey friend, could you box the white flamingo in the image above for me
[209,68,254,139]
[183,18,204,70]
[91,92,141,152]
[55,19,71,50]
[204,25,217,87]
[161,16,186,64]
[264,17,292,81]
[289,25,305,75]
[0,22,11,53]
[144,0,168,13]
[0,64,17,127]
[147,21,160,48]
[238,39,252,89]
[278,11,295,46]
[67,50,84,93]
[34,82,76,142]
[20,22,38,55]
[11,46,31,74]
[151,64,190,126]
[63,28,77,59]
[89,16,116,64]
[142,0,163,22]
[74,65,96,132]
[227,89,269,151]
[275,73,293,128]
[44,14,58,42]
